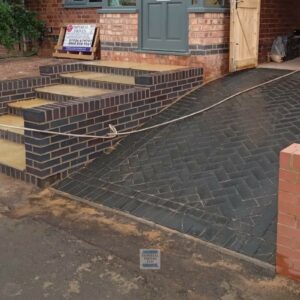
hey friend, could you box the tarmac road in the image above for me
[0,174,300,300]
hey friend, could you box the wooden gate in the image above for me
[229,0,261,72]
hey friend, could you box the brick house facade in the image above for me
[20,0,299,79]
[99,12,230,80]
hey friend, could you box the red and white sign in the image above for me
[63,24,96,52]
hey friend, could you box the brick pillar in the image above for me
[277,144,300,282]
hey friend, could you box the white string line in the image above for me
[0,69,299,140]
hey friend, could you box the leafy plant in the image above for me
[0,1,15,49]
[0,0,45,52]
[12,4,45,49]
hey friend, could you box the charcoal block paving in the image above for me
[54,68,300,264]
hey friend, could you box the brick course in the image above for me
[277,144,300,282]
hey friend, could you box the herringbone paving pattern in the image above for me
[55,69,300,264]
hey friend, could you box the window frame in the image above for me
[189,0,230,12]
[64,0,229,12]
[64,0,104,8]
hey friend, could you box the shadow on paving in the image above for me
[54,68,300,265]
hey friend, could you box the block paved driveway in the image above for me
[55,68,300,265]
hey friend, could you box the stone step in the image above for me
[35,84,113,102]
[0,115,24,143]
[0,139,26,171]
[0,115,24,135]
[60,72,135,85]
[8,98,54,116]
[84,60,185,72]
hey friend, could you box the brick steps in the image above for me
[0,67,138,179]
[0,67,141,181]
[8,98,54,116]
[0,61,203,186]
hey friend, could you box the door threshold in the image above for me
[134,49,191,56]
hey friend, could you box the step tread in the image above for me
[0,115,24,135]
[8,98,54,109]
[61,72,135,85]
[35,84,113,98]
[83,60,185,72]
[0,139,25,170]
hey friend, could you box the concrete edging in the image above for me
[51,187,276,276]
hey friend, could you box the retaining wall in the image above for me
[23,66,203,186]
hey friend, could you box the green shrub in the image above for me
[0,1,15,49]
[12,4,45,43]
[0,0,45,51]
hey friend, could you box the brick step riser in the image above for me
[60,76,135,91]
[82,64,150,77]
[39,62,151,78]
[0,163,36,184]
[0,130,24,144]
[8,107,23,117]
[36,91,75,103]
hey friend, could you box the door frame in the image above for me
[137,0,191,54]
[229,0,262,72]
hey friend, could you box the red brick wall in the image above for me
[189,13,229,46]
[189,13,230,80]
[259,0,300,62]
[25,0,99,56]
[99,13,138,44]
[277,144,300,282]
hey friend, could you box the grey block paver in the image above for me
[54,69,300,264]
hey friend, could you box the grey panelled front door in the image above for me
[141,0,188,52]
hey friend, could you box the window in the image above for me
[192,0,230,8]
[64,0,103,8]
[65,0,227,10]
[64,0,137,8]
[108,0,136,7]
